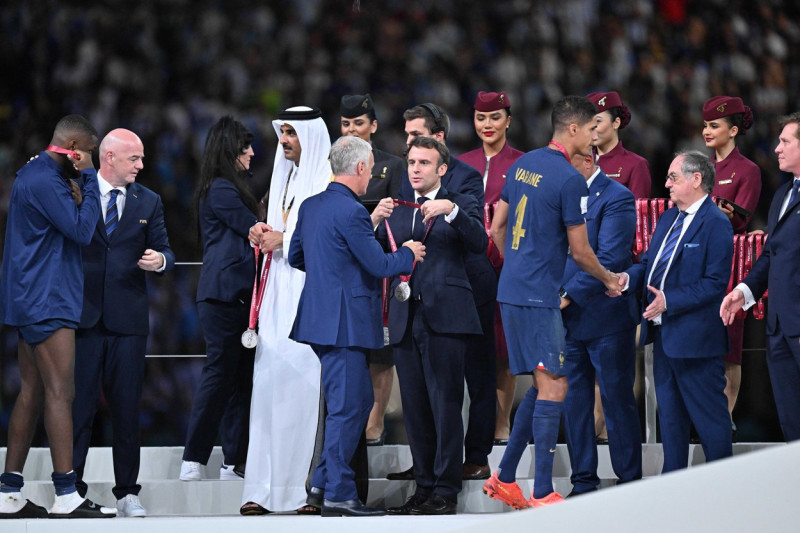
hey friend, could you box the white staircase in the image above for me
[0,442,779,516]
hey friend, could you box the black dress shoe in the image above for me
[321,499,386,517]
[462,463,491,480]
[386,493,428,515]
[306,486,324,509]
[493,438,509,446]
[567,489,596,498]
[386,466,414,480]
[410,493,456,515]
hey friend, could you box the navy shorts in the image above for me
[18,318,78,350]
[499,303,566,376]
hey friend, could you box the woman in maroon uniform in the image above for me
[702,95,762,434]
[585,91,652,443]
[458,91,524,444]
[586,91,652,199]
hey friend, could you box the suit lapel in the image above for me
[671,198,711,263]
[587,175,608,214]
[773,181,799,232]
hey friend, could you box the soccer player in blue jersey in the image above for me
[483,95,623,509]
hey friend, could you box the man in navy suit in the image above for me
[289,136,423,517]
[394,104,497,482]
[722,111,800,442]
[72,129,175,516]
[621,150,733,472]
[378,136,488,515]
[561,153,641,495]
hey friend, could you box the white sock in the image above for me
[0,492,25,513]
[50,491,84,514]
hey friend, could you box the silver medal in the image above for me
[241,328,258,348]
[394,281,411,302]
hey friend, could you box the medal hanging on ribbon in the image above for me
[242,246,273,348]
[385,199,436,302]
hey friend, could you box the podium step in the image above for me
[0,443,779,516]
[0,442,792,533]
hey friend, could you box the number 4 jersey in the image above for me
[497,147,588,308]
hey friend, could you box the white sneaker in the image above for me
[116,494,147,517]
[219,464,244,480]
[179,461,202,481]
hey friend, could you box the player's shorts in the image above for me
[499,303,566,376]
[18,318,78,349]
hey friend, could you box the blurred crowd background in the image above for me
[2,0,799,447]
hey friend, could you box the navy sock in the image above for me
[498,386,538,483]
[0,472,24,493]
[52,471,77,496]
[532,400,563,499]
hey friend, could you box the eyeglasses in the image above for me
[665,172,684,184]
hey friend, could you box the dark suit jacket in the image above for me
[377,186,488,343]
[403,154,496,307]
[561,172,639,341]
[627,196,733,358]
[196,178,260,305]
[743,179,800,336]
[289,182,414,349]
[80,181,175,336]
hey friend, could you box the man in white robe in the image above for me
[242,106,331,513]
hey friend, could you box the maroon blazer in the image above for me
[711,147,762,234]
[596,141,652,200]
[458,141,525,205]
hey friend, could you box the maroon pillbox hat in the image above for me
[586,91,631,129]
[702,96,746,121]
[474,91,510,112]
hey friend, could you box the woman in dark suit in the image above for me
[180,117,260,483]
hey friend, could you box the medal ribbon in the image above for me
[736,234,749,320]
[754,234,766,319]
[248,246,273,331]
[46,144,79,159]
[384,199,436,282]
[634,198,644,255]
[382,277,390,326]
[548,140,570,161]
[483,202,494,256]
